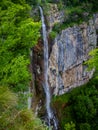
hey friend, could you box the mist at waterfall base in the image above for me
[39,6,59,130]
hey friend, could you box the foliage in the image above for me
[0,0,41,91]
[79,123,91,130]
[52,3,92,33]
[49,31,57,39]
[0,86,17,112]
[59,0,98,12]
[26,0,41,6]
[52,78,98,130]
[2,56,30,87]
[42,0,98,13]
[0,0,47,129]
[44,0,98,33]
[0,86,47,130]
[85,49,98,71]
[64,122,76,130]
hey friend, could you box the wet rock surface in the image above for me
[31,39,46,115]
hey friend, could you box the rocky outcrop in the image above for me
[48,17,97,95]
[45,4,64,32]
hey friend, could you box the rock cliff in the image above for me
[48,19,97,95]
[33,11,98,97]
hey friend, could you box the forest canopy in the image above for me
[0,0,41,91]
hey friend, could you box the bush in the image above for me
[52,77,98,130]
[49,31,57,39]
[64,122,76,130]
[79,123,91,130]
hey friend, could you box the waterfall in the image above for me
[28,87,32,109]
[39,6,58,130]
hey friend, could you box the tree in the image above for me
[0,1,46,129]
[79,123,91,130]
[0,0,41,91]
[72,93,96,123]
[64,121,76,130]
[26,0,41,5]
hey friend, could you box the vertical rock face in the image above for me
[94,13,98,29]
[32,39,46,114]
[48,17,97,95]
[94,13,98,45]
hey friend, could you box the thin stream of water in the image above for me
[39,6,58,130]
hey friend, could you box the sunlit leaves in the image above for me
[18,18,41,47]
[86,48,98,70]
[64,121,76,130]
[2,56,30,85]
[0,0,41,90]
[0,0,46,130]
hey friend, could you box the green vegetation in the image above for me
[0,86,47,130]
[43,0,98,35]
[52,3,92,34]
[26,0,41,6]
[52,77,98,130]
[0,0,98,129]
[29,0,98,38]
[49,31,57,39]
[64,121,76,130]
[0,0,41,91]
[46,0,98,12]
[0,0,48,129]
[85,49,98,71]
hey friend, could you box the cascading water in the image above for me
[39,6,58,130]
[28,87,32,109]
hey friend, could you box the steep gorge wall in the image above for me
[48,19,97,95]
[32,5,98,98]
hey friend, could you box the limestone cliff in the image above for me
[47,12,98,95]
[48,19,97,95]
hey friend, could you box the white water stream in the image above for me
[39,6,58,130]
[28,87,32,109]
